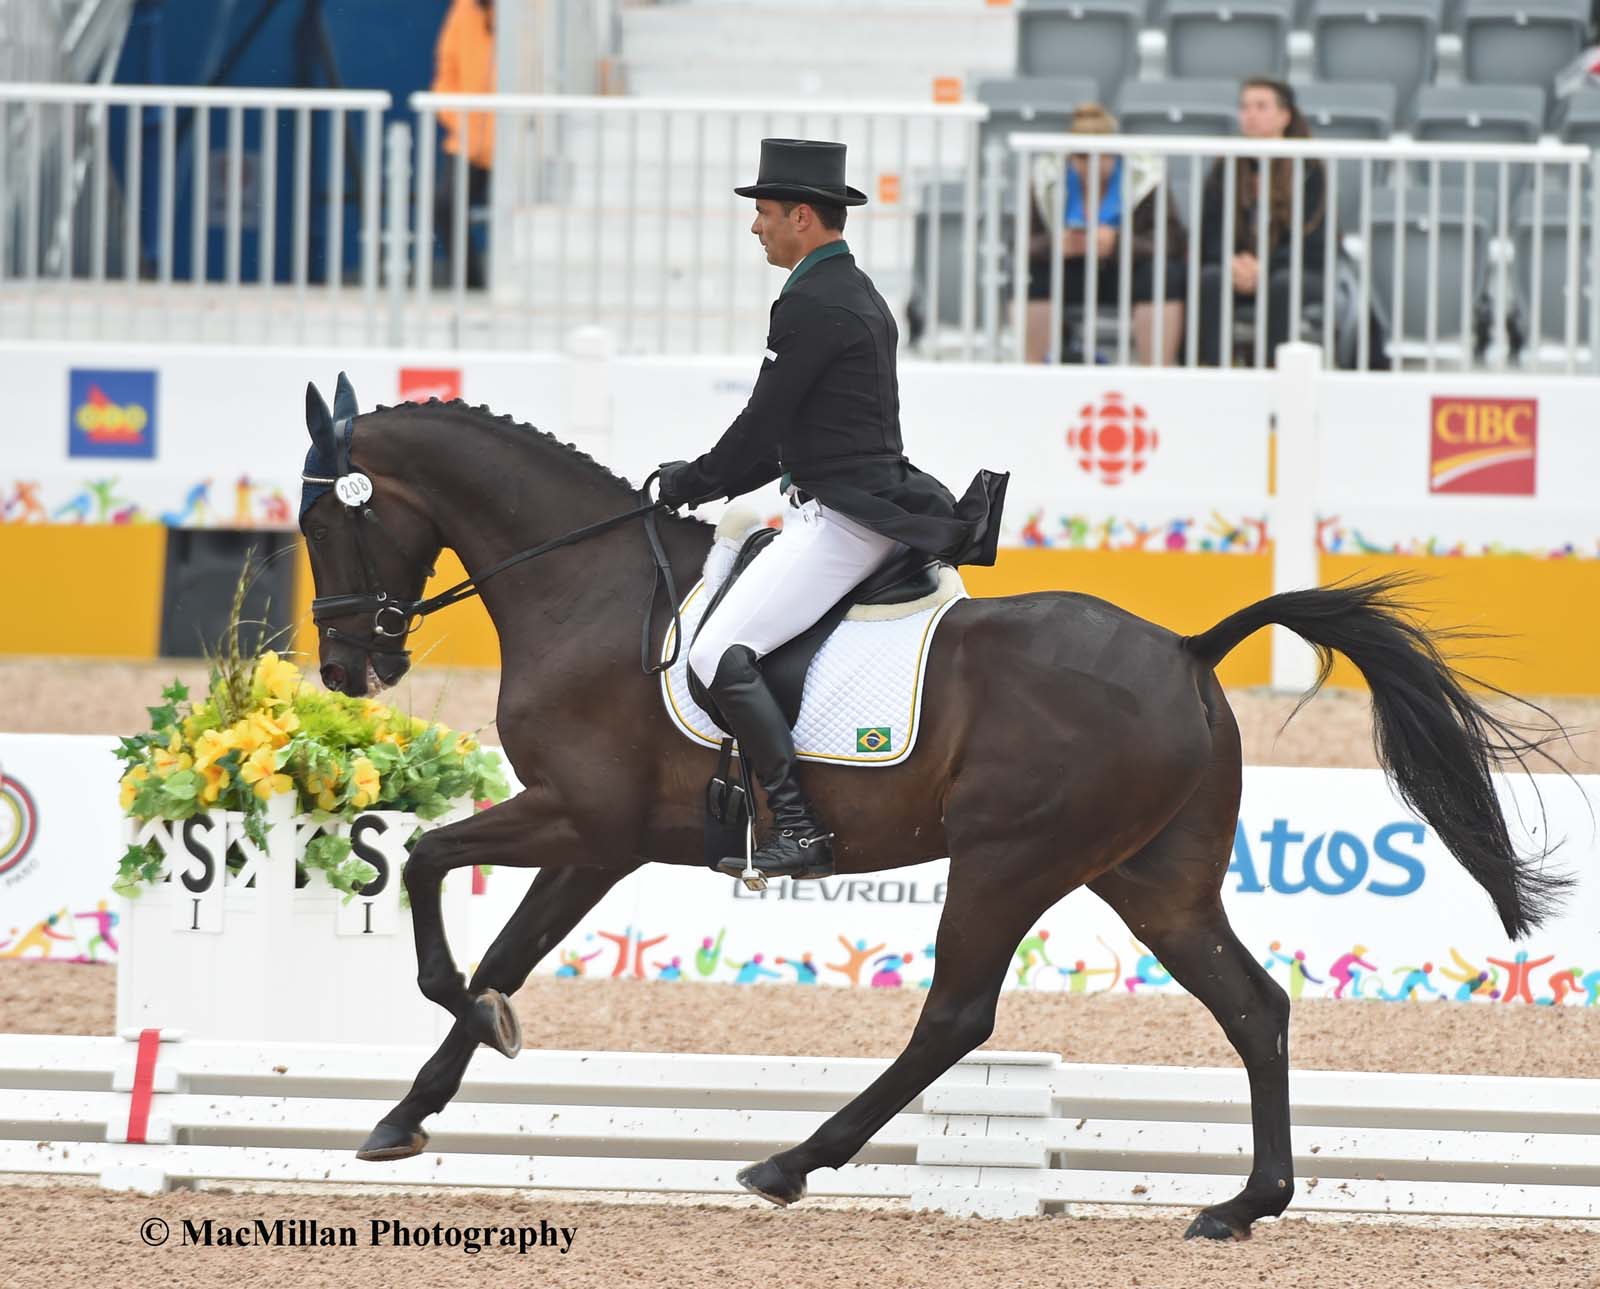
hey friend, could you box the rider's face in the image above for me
[751,199,804,269]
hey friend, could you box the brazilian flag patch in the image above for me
[856,727,892,754]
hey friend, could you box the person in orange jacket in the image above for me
[432,0,494,287]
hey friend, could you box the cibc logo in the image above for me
[1228,819,1426,897]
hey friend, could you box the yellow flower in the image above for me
[350,756,381,809]
[192,728,236,771]
[247,709,299,750]
[305,764,343,812]
[238,746,292,801]
[198,762,230,806]
[119,766,149,811]
[152,748,193,776]
[361,698,389,721]
[454,732,477,756]
[254,651,302,703]
[166,730,183,754]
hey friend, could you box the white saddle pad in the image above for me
[659,539,967,767]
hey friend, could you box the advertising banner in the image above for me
[7,732,1596,1005]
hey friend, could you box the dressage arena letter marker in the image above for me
[335,812,408,936]
[173,813,225,934]
[335,473,374,507]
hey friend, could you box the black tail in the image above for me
[1184,574,1572,938]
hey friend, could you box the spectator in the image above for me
[432,0,495,288]
[1026,103,1188,365]
[1196,78,1326,367]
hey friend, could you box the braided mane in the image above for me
[371,397,640,495]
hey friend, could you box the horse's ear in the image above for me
[305,381,335,459]
[332,370,358,423]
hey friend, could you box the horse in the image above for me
[297,379,1567,1240]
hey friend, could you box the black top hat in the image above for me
[734,138,869,207]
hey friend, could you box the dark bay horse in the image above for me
[298,384,1566,1240]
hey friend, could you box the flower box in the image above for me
[115,791,474,1046]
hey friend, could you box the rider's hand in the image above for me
[656,460,696,509]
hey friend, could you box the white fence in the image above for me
[2,82,1597,372]
[2,1032,1597,1220]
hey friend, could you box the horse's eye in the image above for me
[309,526,328,543]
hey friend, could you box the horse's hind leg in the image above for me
[734,855,1073,1207]
[1089,688,1292,1240]
[358,863,634,1161]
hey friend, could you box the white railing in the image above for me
[1008,131,1600,373]
[0,83,392,345]
[404,91,986,356]
[4,1033,1597,1220]
[1,83,1598,375]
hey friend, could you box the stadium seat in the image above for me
[976,76,1100,169]
[1164,0,1294,81]
[1462,0,1589,117]
[1014,0,1147,108]
[1410,85,1547,206]
[907,179,978,349]
[1513,187,1594,346]
[1296,82,1398,238]
[1116,80,1239,224]
[1311,0,1439,127]
[1365,186,1491,353]
[1557,86,1600,152]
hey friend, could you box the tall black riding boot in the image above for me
[707,645,835,881]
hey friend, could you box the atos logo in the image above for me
[1228,819,1426,897]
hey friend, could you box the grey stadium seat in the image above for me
[1116,80,1239,225]
[908,180,977,345]
[1015,0,1147,108]
[1410,85,1547,205]
[1514,187,1594,345]
[1296,82,1397,238]
[1462,0,1588,117]
[976,76,1099,167]
[1557,87,1600,153]
[1366,186,1491,352]
[1164,0,1294,81]
[1312,0,1439,127]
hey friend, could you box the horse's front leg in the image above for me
[402,786,590,1025]
[359,862,637,1161]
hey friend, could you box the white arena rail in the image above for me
[3,1031,1597,1221]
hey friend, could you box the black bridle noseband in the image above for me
[304,427,683,677]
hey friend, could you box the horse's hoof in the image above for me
[736,1157,806,1208]
[469,989,522,1058]
[1184,1209,1250,1241]
[356,1122,429,1162]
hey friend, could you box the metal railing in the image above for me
[1007,132,1600,373]
[0,83,391,345]
[403,91,986,356]
[1,80,1597,377]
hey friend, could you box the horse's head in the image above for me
[299,374,442,697]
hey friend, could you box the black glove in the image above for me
[656,460,698,509]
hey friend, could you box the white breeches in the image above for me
[688,494,904,688]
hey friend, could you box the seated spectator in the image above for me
[1196,78,1326,367]
[1026,103,1188,365]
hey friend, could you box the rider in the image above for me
[656,138,1008,884]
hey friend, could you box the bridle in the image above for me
[302,419,683,676]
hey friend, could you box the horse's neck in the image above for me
[384,416,715,650]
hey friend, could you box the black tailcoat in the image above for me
[674,248,1007,566]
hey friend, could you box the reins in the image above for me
[306,450,684,677]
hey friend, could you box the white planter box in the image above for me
[116,792,473,1047]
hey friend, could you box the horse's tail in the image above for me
[1182,574,1571,939]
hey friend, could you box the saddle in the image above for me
[687,523,950,875]
[685,524,948,733]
